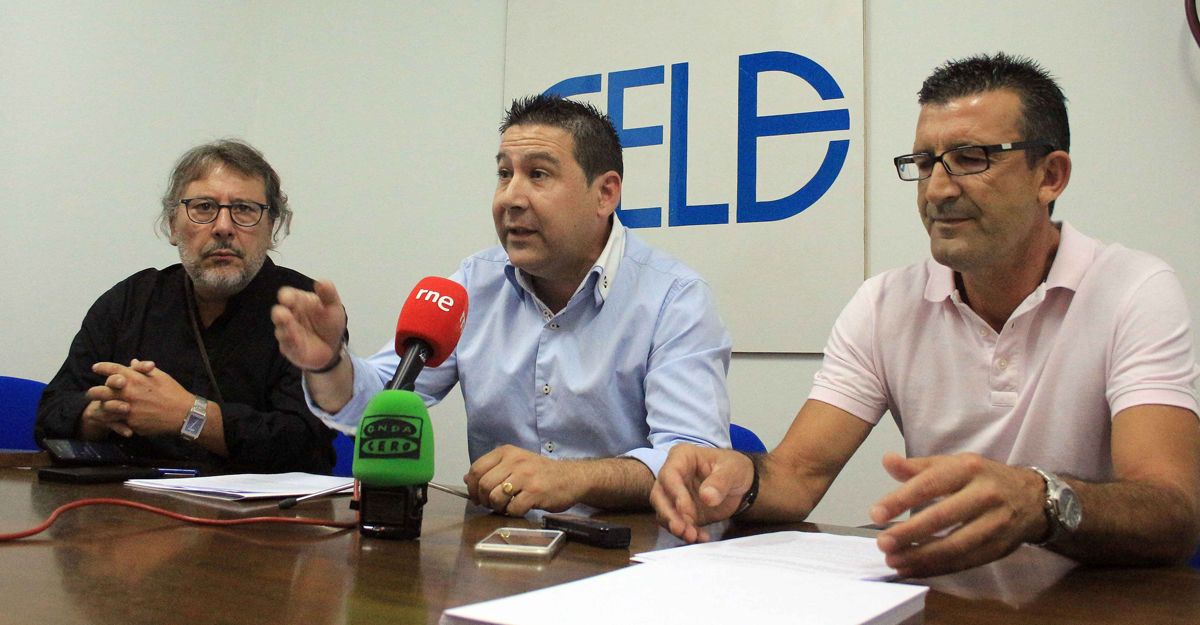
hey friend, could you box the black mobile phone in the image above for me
[37,465,161,484]
[42,438,136,466]
[541,513,631,549]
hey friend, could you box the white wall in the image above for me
[3,1,1198,527]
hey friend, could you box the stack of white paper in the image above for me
[632,531,899,581]
[440,557,926,625]
[125,472,352,501]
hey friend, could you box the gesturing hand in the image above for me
[869,452,1047,578]
[272,280,347,371]
[650,445,753,543]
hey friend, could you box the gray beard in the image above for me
[179,246,266,300]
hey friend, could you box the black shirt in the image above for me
[35,258,335,473]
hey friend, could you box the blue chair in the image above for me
[1191,547,1200,569]
[331,431,356,477]
[730,423,767,453]
[0,376,47,451]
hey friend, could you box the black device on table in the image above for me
[36,439,202,483]
[541,513,632,548]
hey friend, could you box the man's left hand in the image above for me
[85,360,195,438]
[869,452,1047,578]
[464,445,583,516]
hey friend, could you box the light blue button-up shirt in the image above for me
[307,225,731,476]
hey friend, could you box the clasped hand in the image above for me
[83,359,192,439]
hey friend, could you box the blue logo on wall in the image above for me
[545,51,850,228]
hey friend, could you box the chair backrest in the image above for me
[0,376,47,451]
[729,423,767,453]
[331,432,355,477]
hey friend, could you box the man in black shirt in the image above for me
[35,140,335,473]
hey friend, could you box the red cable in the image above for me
[0,497,355,541]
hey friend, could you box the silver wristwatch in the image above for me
[180,396,208,441]
[1029,466,1082,545]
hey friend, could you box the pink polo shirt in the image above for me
[810,222,1199,481]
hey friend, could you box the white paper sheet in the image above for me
[125,472,352,501]
[440,559,926,625]
[633,531,898,581]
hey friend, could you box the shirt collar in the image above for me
[504,219,625,308]
[591,220,624,302]
[1042,221,1094,292]
[924,258,957,303]
[923,221,1089,303]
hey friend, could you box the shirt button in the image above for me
[997,358,1008,370]
[549,322,560,330]
[544,441,555,453]
[542,309,552,319]
[979,328,988,337]
[542,384,551,395]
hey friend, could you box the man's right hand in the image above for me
[650,444,754,543]
[272,280,346,371]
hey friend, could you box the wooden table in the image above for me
[1,465,1198,625]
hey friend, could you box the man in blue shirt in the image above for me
[273,94,731,515]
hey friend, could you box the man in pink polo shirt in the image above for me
[651,52,1200,577]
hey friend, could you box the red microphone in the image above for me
[387,277,468,391]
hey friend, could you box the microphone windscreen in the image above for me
[354,389,434,486]
[394,276,468,367]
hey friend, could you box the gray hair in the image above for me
[156,139,292,245]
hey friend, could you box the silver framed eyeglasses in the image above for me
[179,198,271,227]
[893,140,1056,181]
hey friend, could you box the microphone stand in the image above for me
[387,341,430,392]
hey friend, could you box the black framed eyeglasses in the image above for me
[893,140,1056,181]
[179,198,271,227]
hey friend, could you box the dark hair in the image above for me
[918,53,1069,215]
[500,94,623,183]
[919,52,1069,162]
[157,139,292,245]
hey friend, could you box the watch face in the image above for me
[1059,488,1083,531]
[181,416,204,440]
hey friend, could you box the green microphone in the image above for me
[354,389,434,539]
[353,277,467,540]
